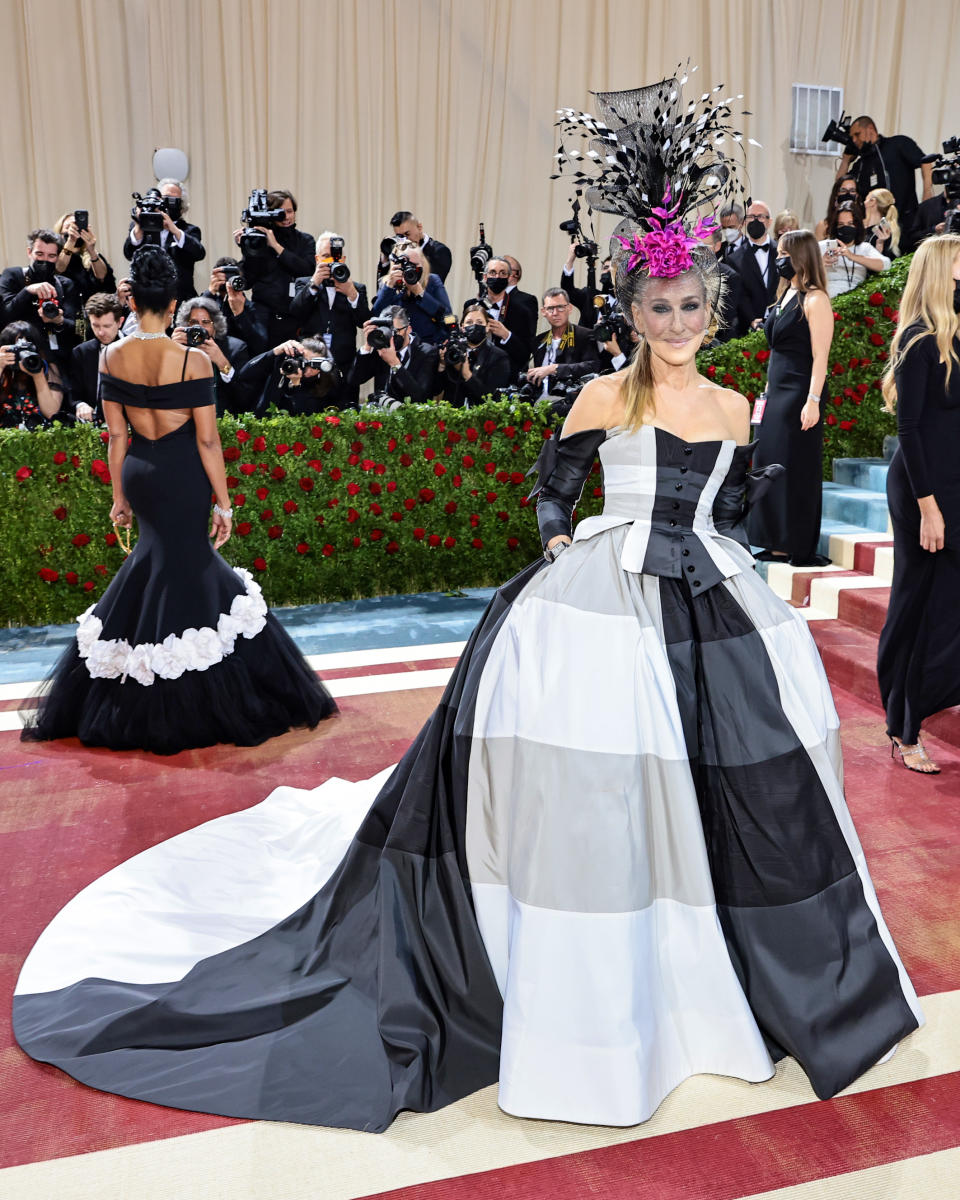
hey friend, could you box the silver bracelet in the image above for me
[213,503,233,519]
[807,392,821,402]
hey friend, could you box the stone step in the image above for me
[836,585,891,637]
[821,483,891,532]
[831,457,890,491]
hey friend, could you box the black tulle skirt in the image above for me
[21,421,335,754]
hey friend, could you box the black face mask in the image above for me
[600,272,613,292]
[485,276,508,295]
[465,323,487,347]
[775,256,796,281]
[28,259,56,283]
[836,225,858,245]
[746,217,767,240]
[954,279,960,314]
[392,331,405,352]
[163,196,183,222]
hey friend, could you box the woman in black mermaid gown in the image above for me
[747,230,834,565]
[21,247,335,754]
[877,234,960,774]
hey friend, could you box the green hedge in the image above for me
[0,258,909,628]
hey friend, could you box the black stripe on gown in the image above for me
[13,561,545,1130]
[661,574,919,1098]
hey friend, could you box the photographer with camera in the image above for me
[560,247,614,329]
[172,297,251,416]
[290,231,370,404]
[728,200,780,335]
[819,203,890,298]
[124,179,205,300]
[833,116,932,253]
[481,256,536,381]
[0,320,64,427]
[378,211,452,285]
[912,138,960,242]
[524,288,601,398]
[69,293,125,423]
[53,211,116,308]
[202,256,270,356]
[0,229,81,382]
[233,189,316,341]
[348,307,439,405]
[238,336,340,418]
[436,303,511,407]
[372,245,450,346]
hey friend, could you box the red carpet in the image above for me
[2,669,959,1196]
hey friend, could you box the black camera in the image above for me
[240,188,286,256]
[593,296,631,348]
[822,111,855,153]
[280,352,334,377]
[220,264,247,292]
[550,374,599,418]
[38,296,61,321]
[11,338,43,374]
[186,326,210,347]
[931,137,960,200]
[367,317,398,351]
[575,238,600,259]
[131,189,165,244]
[74,209,89,233]
[326,236,350,284]
[559,197,599,263]
[390,252,423,287]
[469,222,493,275]
[446,320,487,366]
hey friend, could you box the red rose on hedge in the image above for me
[72,533,91,547]
[868,292,884,306]
[240,463,256,476]
[444,501,457,514]
[223,447,241,461]
[38,568,59,582]
[486,491,497,502]
[370,529,383,541]
[283,500,298,514]
[826,413,837,425]
[253,557,267,570]
[347,482,361,496]
[370,502,383,516]
[83,581,95,591]
[271,466,286,480]
[65,571,78,585]
[255,486,269,500]
[237,430,250,443]
[413,528,425,540]
[434,464,447,476]
[268,525,283,539]
[419,488,435,502]
[329,467,342,481]
[870,332,885,346]
[428,533,441,547]
[351,537,361,548]
[347,508,360,523]
[276,443,290,455]
[462,454,475,468]
[296,542,309,554]
[471,538,483,548]
[322,544,334,556]
[293,442,305,456]
[53,506,67,521]
[253,436,266,451]
[260,509,274,521]
[507,537,519,549]
[444,536,456,548]
[53,451,67,464]
[386,540,399,554]
[424,447,436,460]
[234,493,246,506]
[403,498,416,511]
[15,466,33,481]
[370,481,383,494]
[104,531,117,545]
[237,522,252,536]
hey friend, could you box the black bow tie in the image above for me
[752,242,769,254]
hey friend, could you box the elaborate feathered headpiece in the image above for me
[553,66,757,327]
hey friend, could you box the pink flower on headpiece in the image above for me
[617,187,718,279]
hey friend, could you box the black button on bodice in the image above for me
[672,501,680,510]
[682,548,690,557]
[680,466,688,474]
[693,579,701,587]
[669,519,677,527]
[683,446,692,456]
[686,564,695,573]
[674,482,683,491]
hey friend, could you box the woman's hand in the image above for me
[919,502,945,553]
[799,397,821,431]
[110,498,133,528]
[210,509,232,549]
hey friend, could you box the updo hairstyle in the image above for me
[129,246,179,315]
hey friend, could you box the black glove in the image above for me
[526,427,606,549]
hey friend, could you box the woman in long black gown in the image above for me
[747,230,834,565]
[21,247,335,754]
[877,234,960,773]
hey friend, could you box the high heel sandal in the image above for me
[889,735,941,775]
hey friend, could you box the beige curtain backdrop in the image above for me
[1,0,958,311]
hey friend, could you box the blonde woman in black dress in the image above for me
[878,234,960,773]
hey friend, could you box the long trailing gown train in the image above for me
[20,367,336,754]
[13,422,921,1131]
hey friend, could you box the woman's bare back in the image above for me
[100,338,212,440]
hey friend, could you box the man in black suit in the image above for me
[380,211,452,283]
[707,229,744,343]
[123,179,205,301]
[728,200,779,337]
[348,306,439,405]
[202,257,270,356]
[232,189,316,342]
[482,257,536,382]
[289,232,370,404]
[1,228,82,386]
[526,288,602,398]
[172,296,251,416]
[718,202,747,262]
[69,292,125,422]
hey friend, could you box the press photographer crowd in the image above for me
[2,113,959,433]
